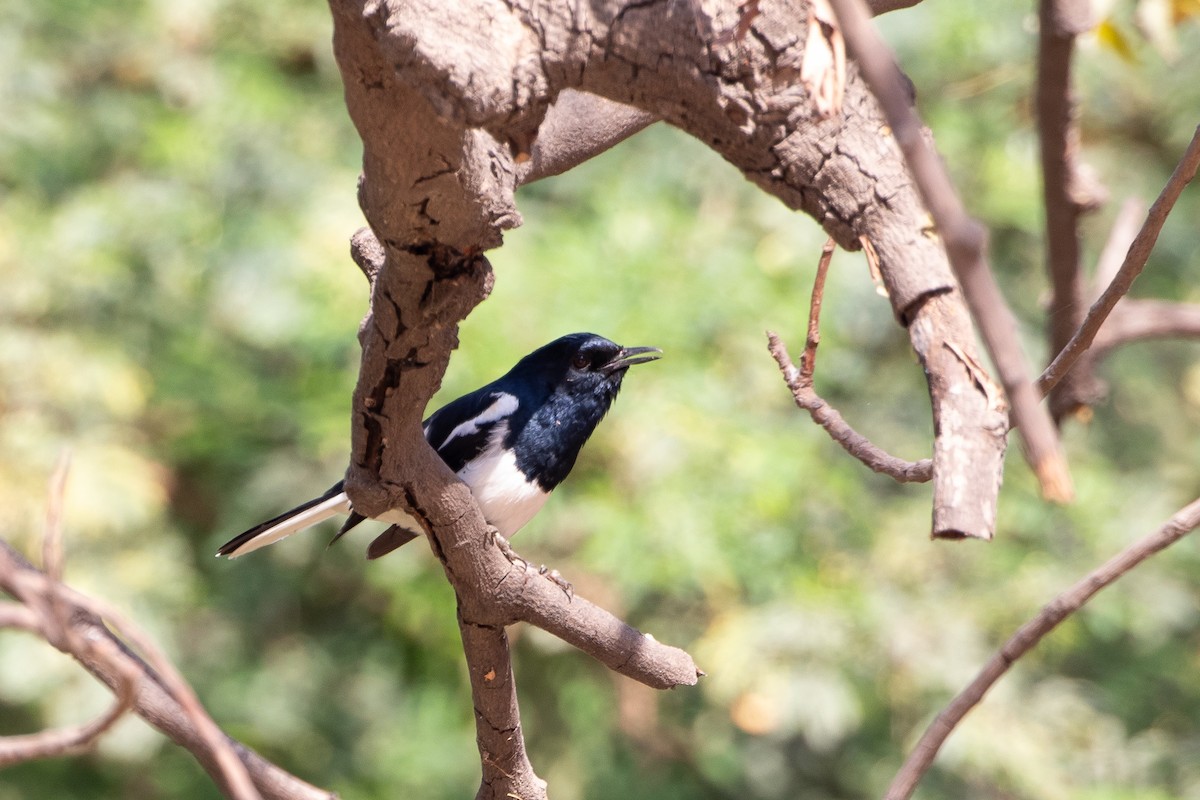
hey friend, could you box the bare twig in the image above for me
[0,601,40,631]
[1038,125,1200,395]
[0,540,330,800]
[1093,299,1200,353]
[65,586,262,800]
[42,451,69,581]
[801,239,836,384]
[769,240,932,483]
[884,495,1200,800]
[829,0,1074,503]
[0,617,140,768]
[0,454,142,769]
[1092,198,1144,300]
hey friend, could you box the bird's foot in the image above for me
[490,528,529,571]
[538,565,574,601]
[489,528,573,600]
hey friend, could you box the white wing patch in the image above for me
[456,420,548,538]
[439,392,519,450]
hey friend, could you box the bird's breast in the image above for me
[456,422,550,537]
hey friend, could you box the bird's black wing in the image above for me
[423,389,516,473]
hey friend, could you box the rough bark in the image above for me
[327,0,1014,794]
[329,0,1008,532]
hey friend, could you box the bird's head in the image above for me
[513,332,661,401]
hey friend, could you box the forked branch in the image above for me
[829,0,1073,503]
[769,240,932,483]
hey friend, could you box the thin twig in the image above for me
[1092,197,1145,300]
[42,451,70,582]
[769,240,932,484]
[828,0,1073,502]
[884,494,1200,800]
[0,601,41,632]
[1093,299,1200,353]
[0,462,264,800]
[799,239,835,384]
[1038,125,1200,396]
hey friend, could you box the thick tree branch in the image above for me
[1037,125,1200,395]
[1037,0,1105,422]
[829,0,1074,503]
[884,494,1200,800]
[515,90,659,186]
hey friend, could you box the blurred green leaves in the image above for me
[2,1,1200,799]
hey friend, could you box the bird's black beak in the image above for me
[603,345,662,374]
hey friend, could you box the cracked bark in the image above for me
[328,0,1012,795]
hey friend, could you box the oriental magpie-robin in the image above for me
[217,332,661,560]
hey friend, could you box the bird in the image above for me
[217,332,661,560]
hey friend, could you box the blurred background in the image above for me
[2,1,1200,798]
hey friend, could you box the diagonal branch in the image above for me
[884,494,1200,800]
[828,0,1073,503]
[1037,125,1200,396]
[0,629,139,768]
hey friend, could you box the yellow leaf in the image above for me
[1174,0,1200,23]
[1095,18,1138,62]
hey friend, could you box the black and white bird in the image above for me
[217,332,661,560]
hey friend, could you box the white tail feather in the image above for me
[225,492,352,558]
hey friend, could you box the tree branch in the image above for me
[515,90,659,186]
[1037,124,1200,395]
[1092,299,1200,353]
[0,539,333,800]
[884,494,1200,800]
[829,0,1074,503]
[1037,0,1105,422]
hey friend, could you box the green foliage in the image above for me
[2,1,1200,798]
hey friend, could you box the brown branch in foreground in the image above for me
[829,0,1074,503]
[884,494,1200,800]
[0,536,331,800]
[1037,125,1200,396]
[769,240,932,483]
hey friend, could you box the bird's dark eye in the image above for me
[571,353,590,370]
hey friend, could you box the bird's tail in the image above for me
[217,483,351,558]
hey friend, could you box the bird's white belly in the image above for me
[456,431,549,538]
